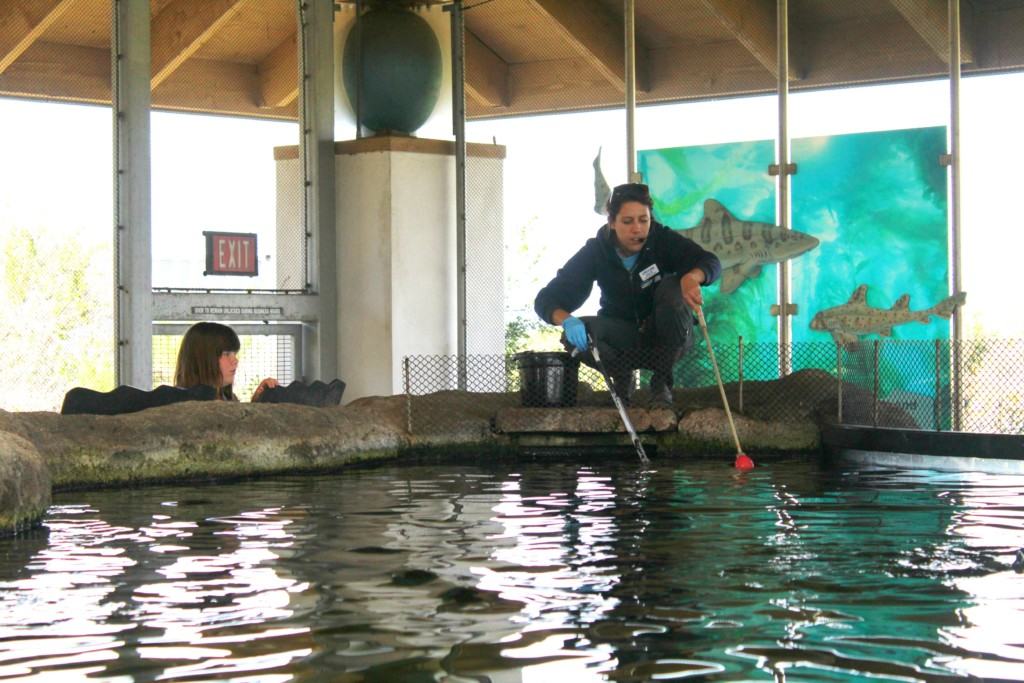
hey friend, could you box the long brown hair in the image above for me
[174,322,240,400]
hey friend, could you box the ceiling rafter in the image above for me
[465,28,508,109]
[697,0,801,81]
[151,0,249,89]
[888,0,974,65]
[526,0,649,93]
[0,40,109,103]
[0,0,76,75]
[258,33,297,108]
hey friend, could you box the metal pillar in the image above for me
[448,0,468,388]
[624,0,640,183]
[774,0,793,376]
[299,0,338,380]
[354,0,364,139]
[948,0,964,430]
[113,0,152,388]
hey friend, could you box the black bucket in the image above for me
[513,351,579,407]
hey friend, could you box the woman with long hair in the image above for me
[174,322,277,401]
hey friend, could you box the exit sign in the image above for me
[204,231,258,277]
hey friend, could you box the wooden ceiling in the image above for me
[1,0,1022,121]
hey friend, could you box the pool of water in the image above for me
[2,457,1023,682]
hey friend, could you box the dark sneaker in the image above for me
[649,376,674,408]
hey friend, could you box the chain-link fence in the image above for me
[404,338,1024,437]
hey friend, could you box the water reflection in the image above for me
[0,461,1022,681]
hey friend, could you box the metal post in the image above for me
[624,0,640,182]
[737,335,744,413]
[113,0,152,388]
[775,0,792,377]
[299,0,338,380]
[872,340,880,427]
[449,0,468,389]
[934,339,942,431]
[354,0,363,139]
[836,343,843,424]
[404,356,413,433]
[948,0,963,430]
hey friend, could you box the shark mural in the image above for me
[592,153,819,294]
[810,284,966,346]
[680,199,819,294]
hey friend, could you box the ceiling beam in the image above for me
[888,0,974,65]
[0,0,76,74]
[465,28,508,109]
[469,9,997,120]
[0,40,296,119]
[0,40,110,103]
[258,33,297,108]
[153,56,296,119]
[151,0,248,89]
[697,0,801,81]
[526,0,648,92]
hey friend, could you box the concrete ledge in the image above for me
[822,424,1024,461]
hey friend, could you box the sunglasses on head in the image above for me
[611,183,650,199]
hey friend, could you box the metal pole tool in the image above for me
[587,335,649,464]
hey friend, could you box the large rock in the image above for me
[16,400,410,489]
[0,430,51,535]
[494,406,677,433]
[677,407,820,452]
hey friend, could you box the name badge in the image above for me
[639,263,660,281]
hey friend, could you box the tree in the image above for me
[0,226,114,411]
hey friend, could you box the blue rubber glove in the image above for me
[561,315,588,351]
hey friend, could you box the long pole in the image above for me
[697,308,754,470]
[589,340,648,464]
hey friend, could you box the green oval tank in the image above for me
[342,9,443,135]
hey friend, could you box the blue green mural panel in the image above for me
[639,127,951,423]
[637,140,777,352]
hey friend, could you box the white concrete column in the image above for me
[333,137,504,402]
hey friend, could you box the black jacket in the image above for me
[534,220,722,325]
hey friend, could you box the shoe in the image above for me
[649,375,674,408]
[609,372,635,406]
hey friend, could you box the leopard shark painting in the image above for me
[679,198,820,294]
[592,155,819,294]
[810,284,966,346]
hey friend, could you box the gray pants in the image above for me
[562,275,694,387]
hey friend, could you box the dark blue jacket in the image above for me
[534,220,721,325]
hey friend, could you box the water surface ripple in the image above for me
[2,459,1023,681]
